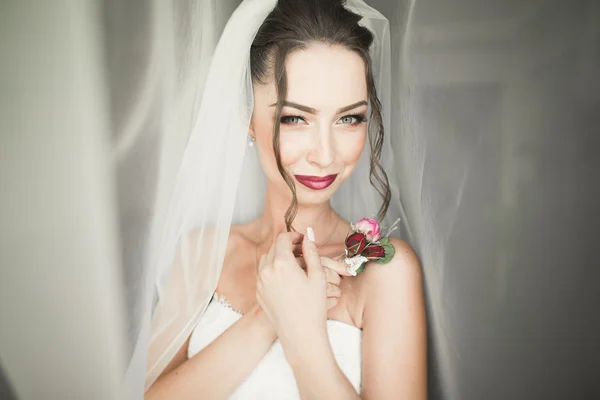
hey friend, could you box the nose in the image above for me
[307,126,335,168]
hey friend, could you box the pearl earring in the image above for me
[247,135,256,147]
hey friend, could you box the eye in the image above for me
[280,115,306,125]
[337,114,367,126]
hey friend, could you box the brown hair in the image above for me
[250,0,391,231]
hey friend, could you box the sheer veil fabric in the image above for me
[139,0,402,391]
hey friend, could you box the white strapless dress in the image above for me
[188,293,362,399]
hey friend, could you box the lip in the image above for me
[294,174,338,190]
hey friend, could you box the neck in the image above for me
[257,183,340,248]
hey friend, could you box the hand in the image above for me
[255,230,328,346]
[319,255,353,310]
[295,254,351,311]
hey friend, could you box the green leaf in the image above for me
[378,237,389,245]
[355,264,366,274]
[375,243,395,264]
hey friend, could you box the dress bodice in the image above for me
[188,293,362,399]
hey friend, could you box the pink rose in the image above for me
[354,218,381,242]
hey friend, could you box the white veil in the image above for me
[141,0,401,390]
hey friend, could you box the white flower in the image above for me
[344,255,369,276]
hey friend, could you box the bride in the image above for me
[144,0,426,398]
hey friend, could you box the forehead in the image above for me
[283,44,367,109]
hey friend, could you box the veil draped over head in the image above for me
[140,0,402,390]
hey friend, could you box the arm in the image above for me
[284,238,427,399]
[145,304,276,400]
[283,327,359,400]
[266,232,360,399]
[360,239,427,399]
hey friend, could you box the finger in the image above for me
[327,283,341,297]
[290,232,305,245]
[295,257,307,271]
[274,232,305,262]
[326,297,338,310]
[324,267,341,286]
[319,244,347,259]
[320,256,353,276]
[303,227,324,281]
[258,242,276,273]
[259,254,267,268]
[291,243,303,257]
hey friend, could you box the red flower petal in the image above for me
[346,232,366,247]
[346,232,367,257]
[363,245,385,259]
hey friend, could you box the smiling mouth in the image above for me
[294,174,338,190]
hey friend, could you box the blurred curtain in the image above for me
[390,1,600,398]
[1,0,598,399]
[0,1,125,399]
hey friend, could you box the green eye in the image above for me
[280,116,304,124]
[338,114,366,125]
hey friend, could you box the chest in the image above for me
[215,249,365,328]
[215,255,257,314]
[188,299,363,398]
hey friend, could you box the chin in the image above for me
[295,185,339,205]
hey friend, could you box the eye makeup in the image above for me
[337,113,367,126]
[279,113,367,126]
[280,115,307,125]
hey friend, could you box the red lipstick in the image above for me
[294,174,338,190]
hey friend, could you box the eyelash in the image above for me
[280,114,367,126]
[339,114,367,126]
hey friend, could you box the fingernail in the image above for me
[307,227,316,242]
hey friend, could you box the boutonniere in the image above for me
[343,218,400,276]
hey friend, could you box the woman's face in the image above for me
[251,43,368,206]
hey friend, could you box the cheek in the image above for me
[252,114,306,186]
[279,134,307,166]
[252,112,279,172]
[337,131,367,168]
[254,118,303,167]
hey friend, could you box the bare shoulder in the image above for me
[214,223,259,313]
[354,238,424,322]
[179,225,255,291]
[224,223,256,261]
[185,224,252,258]
[371,238,420,280]
[357,237,421,287]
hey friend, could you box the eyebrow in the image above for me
[269,100,368,115]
